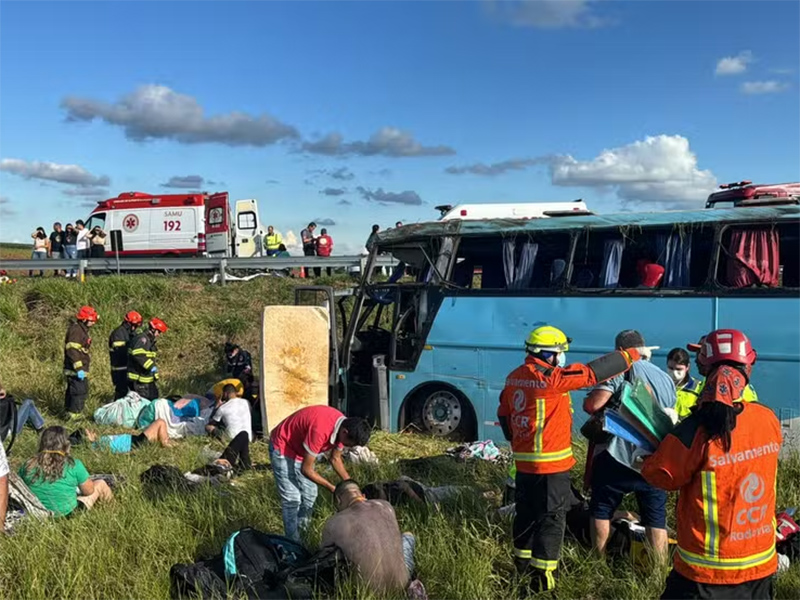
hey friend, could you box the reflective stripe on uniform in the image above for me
[111,366,127,371]
[73,361,83,369]
[530,557,558,570]
[514,448,573,463]
[701,471,720,558]
[111,341,126,347]
[64,370,87,378]
[66,342,86,351]
[513,548,532,559]
[143,359,154,370]
[533,398,545,454]
[677,545,775,570]
[128,373,155,383]
[130,348,155,357]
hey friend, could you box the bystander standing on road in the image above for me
[63,223,78,279]
[315,228,333,276]
[49,222,65,276]
[300,222,317,278]
[29,227,50,277]
[75,220,90,260]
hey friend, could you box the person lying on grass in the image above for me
[19,426,113,517]
[69,419,174,454]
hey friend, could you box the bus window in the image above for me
[526,232,572,288]
[450,237,505,289]
[572,226,713,290]
[716,223,799,289]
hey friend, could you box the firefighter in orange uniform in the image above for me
[498,325,649,593]
[642,329,780,600]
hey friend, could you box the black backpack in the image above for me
[0,395,18,455]
[170,528,348,600]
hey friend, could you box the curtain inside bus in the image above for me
[600,238,624,288]
[656,232,692,288]
[726,228,780,288]
[503,239,538,289]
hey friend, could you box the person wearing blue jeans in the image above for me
[268,406,372,541]
[63,223,78,278]
[0,387,45,434]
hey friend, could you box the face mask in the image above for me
[668,369,686,384]
[557,353,566,367]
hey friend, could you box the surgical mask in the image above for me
[557,353,566,367]
[668,369,686,384]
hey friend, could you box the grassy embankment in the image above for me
[0,273,799,600]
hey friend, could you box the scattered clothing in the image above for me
[93,392,151,428]
[446,440,503,463]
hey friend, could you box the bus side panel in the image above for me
[390,294,800,443]
[717,297,800,422]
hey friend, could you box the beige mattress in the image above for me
[260,305,330,434]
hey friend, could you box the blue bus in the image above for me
[304,203,800,443]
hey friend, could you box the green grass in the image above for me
[0,275,799,599]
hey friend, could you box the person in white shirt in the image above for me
[75,220,90,259]
[206,384,253,471]
[0,442,9,532]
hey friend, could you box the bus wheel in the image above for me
[419,388,473,440]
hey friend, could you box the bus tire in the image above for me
[406,385,476,441]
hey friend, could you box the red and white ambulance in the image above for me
[83,191,266,257]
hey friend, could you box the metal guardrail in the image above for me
[0,255,399,285]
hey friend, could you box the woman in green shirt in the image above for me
[19,426,113,517]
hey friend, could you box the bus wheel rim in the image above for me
[422,390,462,436]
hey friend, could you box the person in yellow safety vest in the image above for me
[264,226,283,257]
[669,339,759,419]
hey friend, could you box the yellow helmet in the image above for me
[525,325,571,353]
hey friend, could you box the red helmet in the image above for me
[124,311,143,326]
[76,305,98,322]
[696,329,757,370]
[149,317,168,333]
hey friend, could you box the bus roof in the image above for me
[377,205,800,244]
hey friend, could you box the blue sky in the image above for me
[1,0,798,252]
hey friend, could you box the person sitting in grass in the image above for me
[322,479,418,595]
[19,426,113,517]
[69,419,174,453]
[206,384,253,472]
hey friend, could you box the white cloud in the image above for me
[161,175,205,189]
[715,51,754,76]
[485,0,608,29]
[62,85,299,147]
[741,80,790,95]
[0,158,110,186]
[283,230,300,251]
[548,134,717,207]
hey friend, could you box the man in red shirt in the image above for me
[315,228,334,276]
[269,405,371,540]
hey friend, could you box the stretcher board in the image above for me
[604,410,657,453]
[260,306,330,435]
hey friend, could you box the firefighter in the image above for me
[64,306,98,419]
[497,325,650,594]
[642,329,780,599]
[128,317,168,400]
[687,335,759,404]
[224,343,253,383]
[108,311,142,399]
